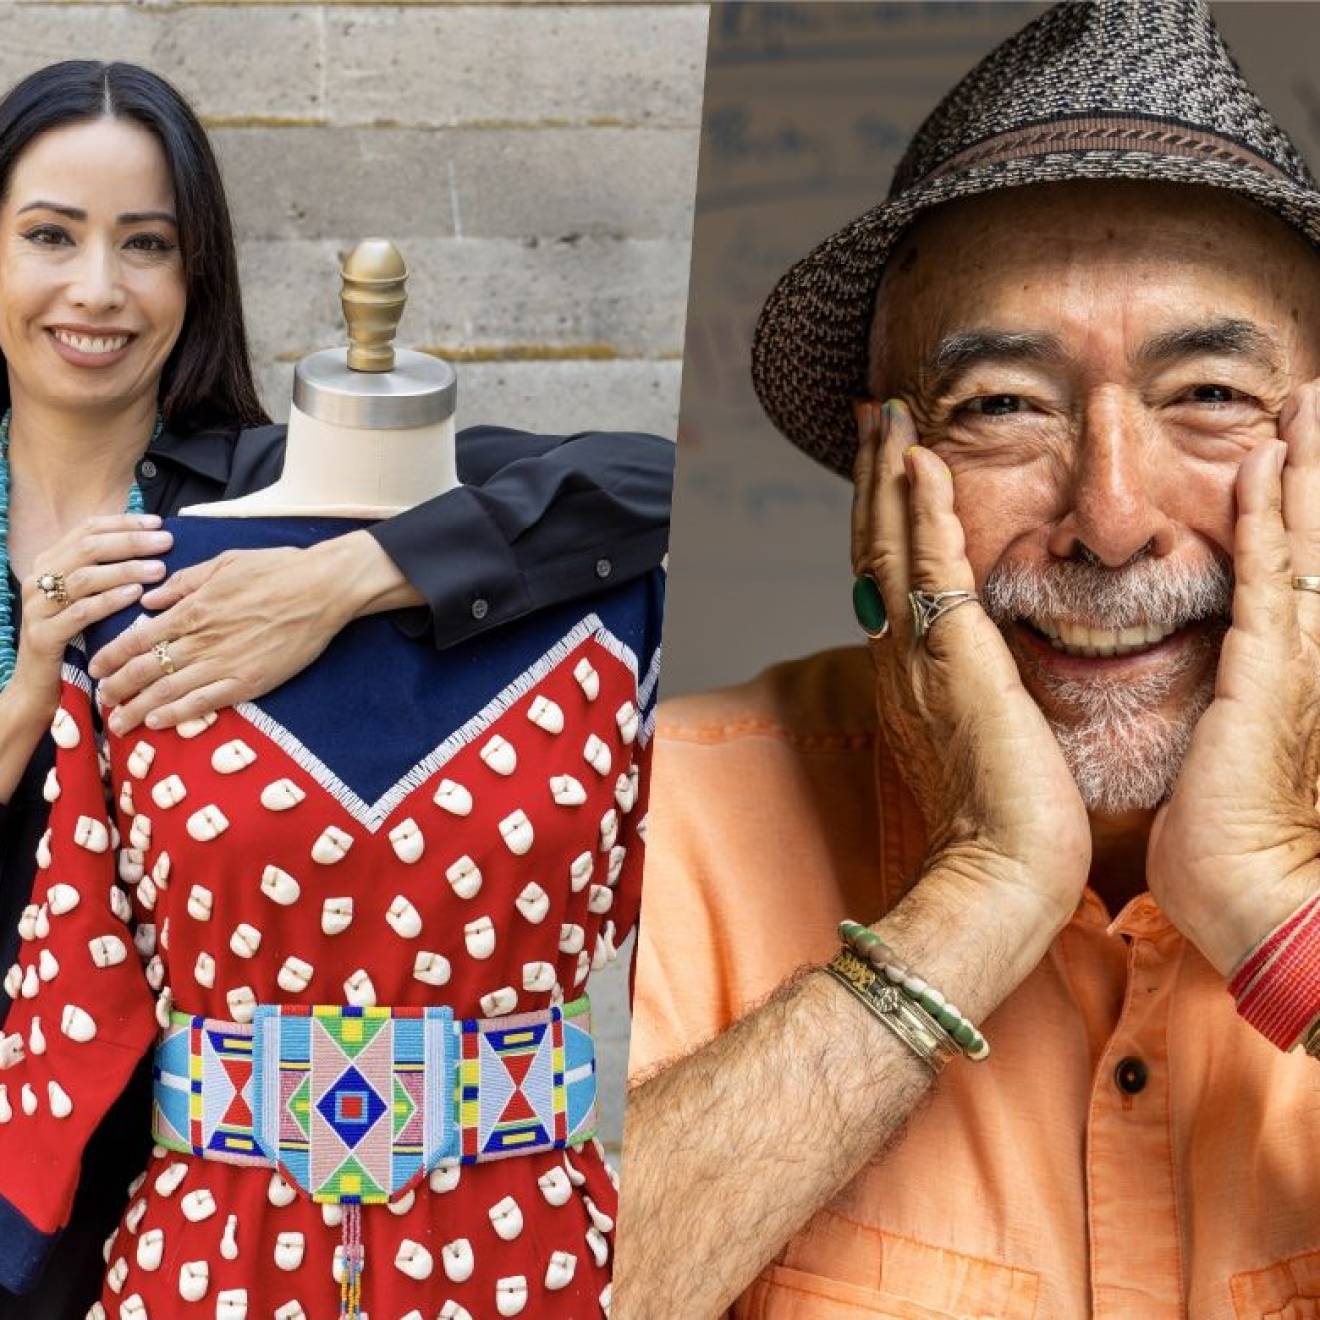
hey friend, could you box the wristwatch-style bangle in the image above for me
[824,947,960,1074]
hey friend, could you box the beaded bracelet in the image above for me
[839,919,991,1061]
[824,948,960,1074]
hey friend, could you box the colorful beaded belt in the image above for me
[151,996,598,1203]
[152,997,597,1317]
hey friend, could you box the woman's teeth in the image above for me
[1031,616,1181,658]
[51,329,129,355]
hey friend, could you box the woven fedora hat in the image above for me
[751,0,1320,480]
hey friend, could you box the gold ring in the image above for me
[1293,576,1320,594]
[152,639,177,676]
[38,571,69,608]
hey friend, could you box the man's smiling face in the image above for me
[869,179,1320,816]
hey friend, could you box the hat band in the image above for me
[921,114,1293,187]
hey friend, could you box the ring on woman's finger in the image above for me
[152,638,178,676]
[908,587,980,641]
[38,571,70,608]
[852,574,891,640]
[1292,575,1320,594]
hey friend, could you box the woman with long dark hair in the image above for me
[0,60,670,1315]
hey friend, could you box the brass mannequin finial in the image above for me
[341,238,408,372]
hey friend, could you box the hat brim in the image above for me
[750,150,1320,480]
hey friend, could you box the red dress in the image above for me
[0,515,662,1320]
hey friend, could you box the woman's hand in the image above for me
[854,399,1092,941]
[89,540,358,734]
[1147,386,1320,977]
[12,513,171,718]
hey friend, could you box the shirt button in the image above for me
[1114,1056,1148,1094]
[595,558,613,580]
[138,459,158,480]
[471,598,489,620]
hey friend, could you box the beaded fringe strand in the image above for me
[338,1203,365,1318]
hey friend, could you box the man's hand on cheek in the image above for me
[853,399,1092,977]
[1146,383,1320,978]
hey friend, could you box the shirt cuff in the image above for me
[366,485,533,650]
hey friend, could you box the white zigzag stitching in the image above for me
[638,643,663,711]
[230,613,642,831]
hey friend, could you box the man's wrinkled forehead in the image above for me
[868,179,1320,394]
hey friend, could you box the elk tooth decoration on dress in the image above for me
[212,738,256,774]
[433,777,473,815]
[0,237,663,1320]
[260,776,304,809]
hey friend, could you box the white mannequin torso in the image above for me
[179,403,459,519]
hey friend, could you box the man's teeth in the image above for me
[52,329,129,355]
[1032,617,1181,657]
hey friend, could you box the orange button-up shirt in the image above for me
[628,647,1320,1319]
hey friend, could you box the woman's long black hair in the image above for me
[0,61,269,431]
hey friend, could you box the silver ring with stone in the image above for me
[908,588,980,641]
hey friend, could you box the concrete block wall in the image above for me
[1,0,709,1154]
[0,2,707,438]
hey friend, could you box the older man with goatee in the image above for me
[618,3,1320,1318]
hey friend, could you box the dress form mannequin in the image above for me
[182,237,459,519]
[0,233,664,1318]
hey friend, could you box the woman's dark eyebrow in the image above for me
[16,200,177,225]
[118,209,177,226]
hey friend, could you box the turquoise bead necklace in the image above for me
[0,406,159,692]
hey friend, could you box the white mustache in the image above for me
[979,553,1233,633]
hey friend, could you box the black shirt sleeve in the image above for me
[366,426,674,649]
[204,421,674,651]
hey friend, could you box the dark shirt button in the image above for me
[471,598,489,620]
[137,459,157,480]
[1114,1056,1148,1094]
[595,558,613,580]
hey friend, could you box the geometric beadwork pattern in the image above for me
[562,1000,600,1147]
[150,1013,267,1166]
[250,1005,455,1204]
[458,1008,567,1162]
[150,1015,192,1150]
[201,1021,259,1159]
[152,997,600,1197]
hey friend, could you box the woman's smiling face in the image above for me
[0,115,185,416]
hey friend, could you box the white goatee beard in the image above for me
[979,554,1231,816]
[1041,659,1216,815]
